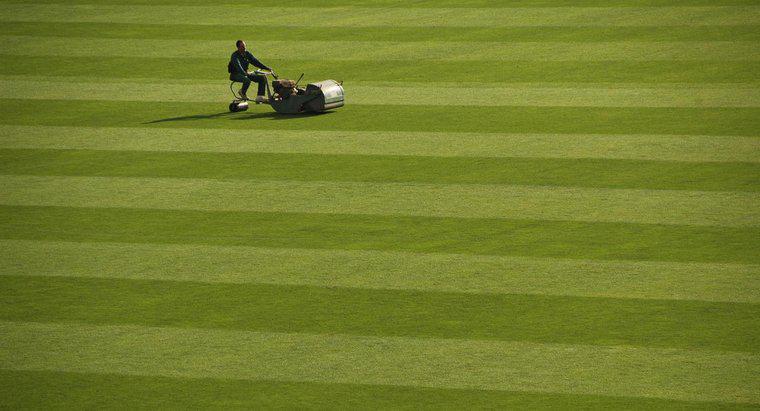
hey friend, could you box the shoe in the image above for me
[239,89,248,100]
[255,95,268,104]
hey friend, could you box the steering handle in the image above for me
[254,69,278,79]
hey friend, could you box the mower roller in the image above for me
[229,70,344,114]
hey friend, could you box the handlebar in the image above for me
[254,70,278,80]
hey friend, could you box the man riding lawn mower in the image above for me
[229,40,271,103]
[228,40,345,114]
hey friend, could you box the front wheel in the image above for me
[229,101,248,112]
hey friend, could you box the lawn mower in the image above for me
[229,70,344,114]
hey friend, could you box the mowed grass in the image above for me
[0,0,759,408]
[4,370,756,411]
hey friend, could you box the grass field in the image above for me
[0,0,759,408]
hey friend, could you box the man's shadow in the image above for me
[146,111,235,124]
[147,111,329,124]
[231,111,330,120]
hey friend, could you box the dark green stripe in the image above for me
[2,56,758,83]
[1,0,757,6]
[2,148,757,192]
[1,369,750,410]
[2,276,758,351]
[1,99,758,136]
[4,22,760,42]
[1,205,757,263]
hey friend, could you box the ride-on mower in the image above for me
[229,70,344,114]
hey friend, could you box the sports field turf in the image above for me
[0,0,759,408]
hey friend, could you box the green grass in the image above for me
[2,321,758,404]
[7,37,760,62]
[5,370,754,410]
[8,79,760,109]
[3,275,758,351]
[3,5,759,27]
[2,205,758,263]
[4,240,757,303]
[5,56,760,83]
[2,149,758,191]
[2,125,757,162]
[6,78,760,108]
[4,0,760,5]
[3,175,758,226]
[0,1,759,408]
[2,100,760,136]
[5,22,760,42]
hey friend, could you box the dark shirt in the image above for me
[230,51,270,75]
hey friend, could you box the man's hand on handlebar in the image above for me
[248,69,278,79]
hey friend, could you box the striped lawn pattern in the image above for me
[5,78,760,107]
[2,5,760,27]
[3,240,758,303]
[6,36,760,61]
[2,125,758,162]
[0,0,758,408]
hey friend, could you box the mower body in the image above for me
[269,79,344,114]
[228,71,344,114]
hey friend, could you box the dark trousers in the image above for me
[230,73,266,96]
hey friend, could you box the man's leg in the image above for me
[248,74,267,96]
[230,73,251,99]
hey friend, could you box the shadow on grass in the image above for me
[145,111,235,123]
[231,111,333,120]
[147,110,332,124]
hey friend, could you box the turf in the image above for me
[2,100,760,136]
[7,37,760,62]
[1,125,757,162]
[2,205,758,263]
[2,149,757,191]
[3,0,759,5]
[0,0,758,408]
[5,22,760,42]
[2,322,758,404]
[5,56,760,83]
[3,5,759,27]
[3,175,757,226]
[3,275,758,351]
[3,240,757,303]
[7,78,760,108]
[4,370,754,411]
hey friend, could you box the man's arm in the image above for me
[233,54,247,75]
[246,51,271,71]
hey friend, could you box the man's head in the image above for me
[236,40,246,53]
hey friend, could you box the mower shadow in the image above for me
[146,112,235,123]
[147,110,331,124]
[231,111,333,120]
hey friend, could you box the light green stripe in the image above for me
[3,79,759,108]
[2,239,758,303]
[8,75,760,89]
[350,85,760,108]
[1,321,757,403]
[4,21,760,43]
[2,36,757,61]
[1,126,757,163]
[1,175,757,227]
[1,5,758,27]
